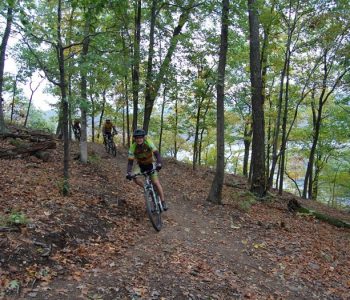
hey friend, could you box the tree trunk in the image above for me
[132,0,141,132]
[0,4,14,133]
[143,1,195,132]
[278,52,291,194]
[302,50,348,198]
[124,77,130,147]
[174,90,178,159]
[243,121,252,177]
[192,100,201,170]
[98,89,106,140]
[158,87,166,154]
[90,92,95,142]
[79,10,91,163]
[143,0,157,133]
[248,0,266,197]
[57,0,70,195]
[24,79,43,127]
[10,74,18,123]
[207,0,229,205]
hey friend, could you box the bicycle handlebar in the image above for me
[130,168,157,179]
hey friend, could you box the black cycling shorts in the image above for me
[139,163,153,173]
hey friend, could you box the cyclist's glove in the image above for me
[156,163,162,171]
[126,173,133,180]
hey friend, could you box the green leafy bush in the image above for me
[7,211,28,226]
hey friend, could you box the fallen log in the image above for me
[288,198,350,228]
[0,140,56,159]
[0,132,54,142]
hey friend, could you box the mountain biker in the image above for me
[102,119,117,145]
[72,119,81,140]
[126,129,168,211]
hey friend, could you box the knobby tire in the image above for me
[145,189,162,231]
[111,142,117,156]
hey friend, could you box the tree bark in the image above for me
[243,120,252,177]
[207,0,229,205]
[143,1,195,132]
[10,74,19,123]
[132,0,141,132]
[57,0,70,195]
[79,9,92,163]
[174,89,178,159]
[98,89,106,140]
[0,4,15,133]
[24,78,43,127]
[158,87,166,154]
[302,50,349,199]
[248,0,266,197]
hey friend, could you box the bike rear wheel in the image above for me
[145,189,162,231]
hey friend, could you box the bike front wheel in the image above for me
[145,190,162,231]
[111,142,117,156]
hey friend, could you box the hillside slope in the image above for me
[0,140,349,299]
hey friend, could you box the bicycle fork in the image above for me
[145,185,164,212]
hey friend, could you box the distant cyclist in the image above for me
[126,129,168,210]
[72,119,81,141]
[102,119,117,144]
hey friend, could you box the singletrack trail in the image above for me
[9,142,349,300]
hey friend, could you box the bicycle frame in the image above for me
[104,132,117,156]
[132,169,163,231]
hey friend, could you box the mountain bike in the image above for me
[104,132,117,156]
[131,169,164,231]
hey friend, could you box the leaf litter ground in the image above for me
[0,140,349,299]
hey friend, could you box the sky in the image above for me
[3,31,58,112]
[4,57,58,111]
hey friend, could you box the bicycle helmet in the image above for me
[133,128,146,137]
[106,119,111,122]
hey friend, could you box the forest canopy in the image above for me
[0,0,349,206]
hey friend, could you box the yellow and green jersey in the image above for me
[128,138,157,166]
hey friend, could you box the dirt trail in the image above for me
[3,142,349,300]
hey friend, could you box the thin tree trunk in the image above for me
[248,0,266,197]
[174,90,178,159]
[10,74,18,123]
[143,1,195,132]
[243,121,252,177]
[144,0,157,133]
[98,89,107,140]
[312,152,322,200]
[0,4,15,132]
[207,0,229,204]
[57,0,70,195]
[198,128,206,165]
[79,9,91,163]
[158,87,166,154]
[90,92,95,142]
[132,0,141,131]
[278,51,291,194]
[302,50,349,198]
[24,78,43,127]
[124,77,130,147]
[193,100,201,170]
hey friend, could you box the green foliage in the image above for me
[0,211,28,227]
[230,191,256,212]
[27,108,56,132]
[8,211,28,226]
